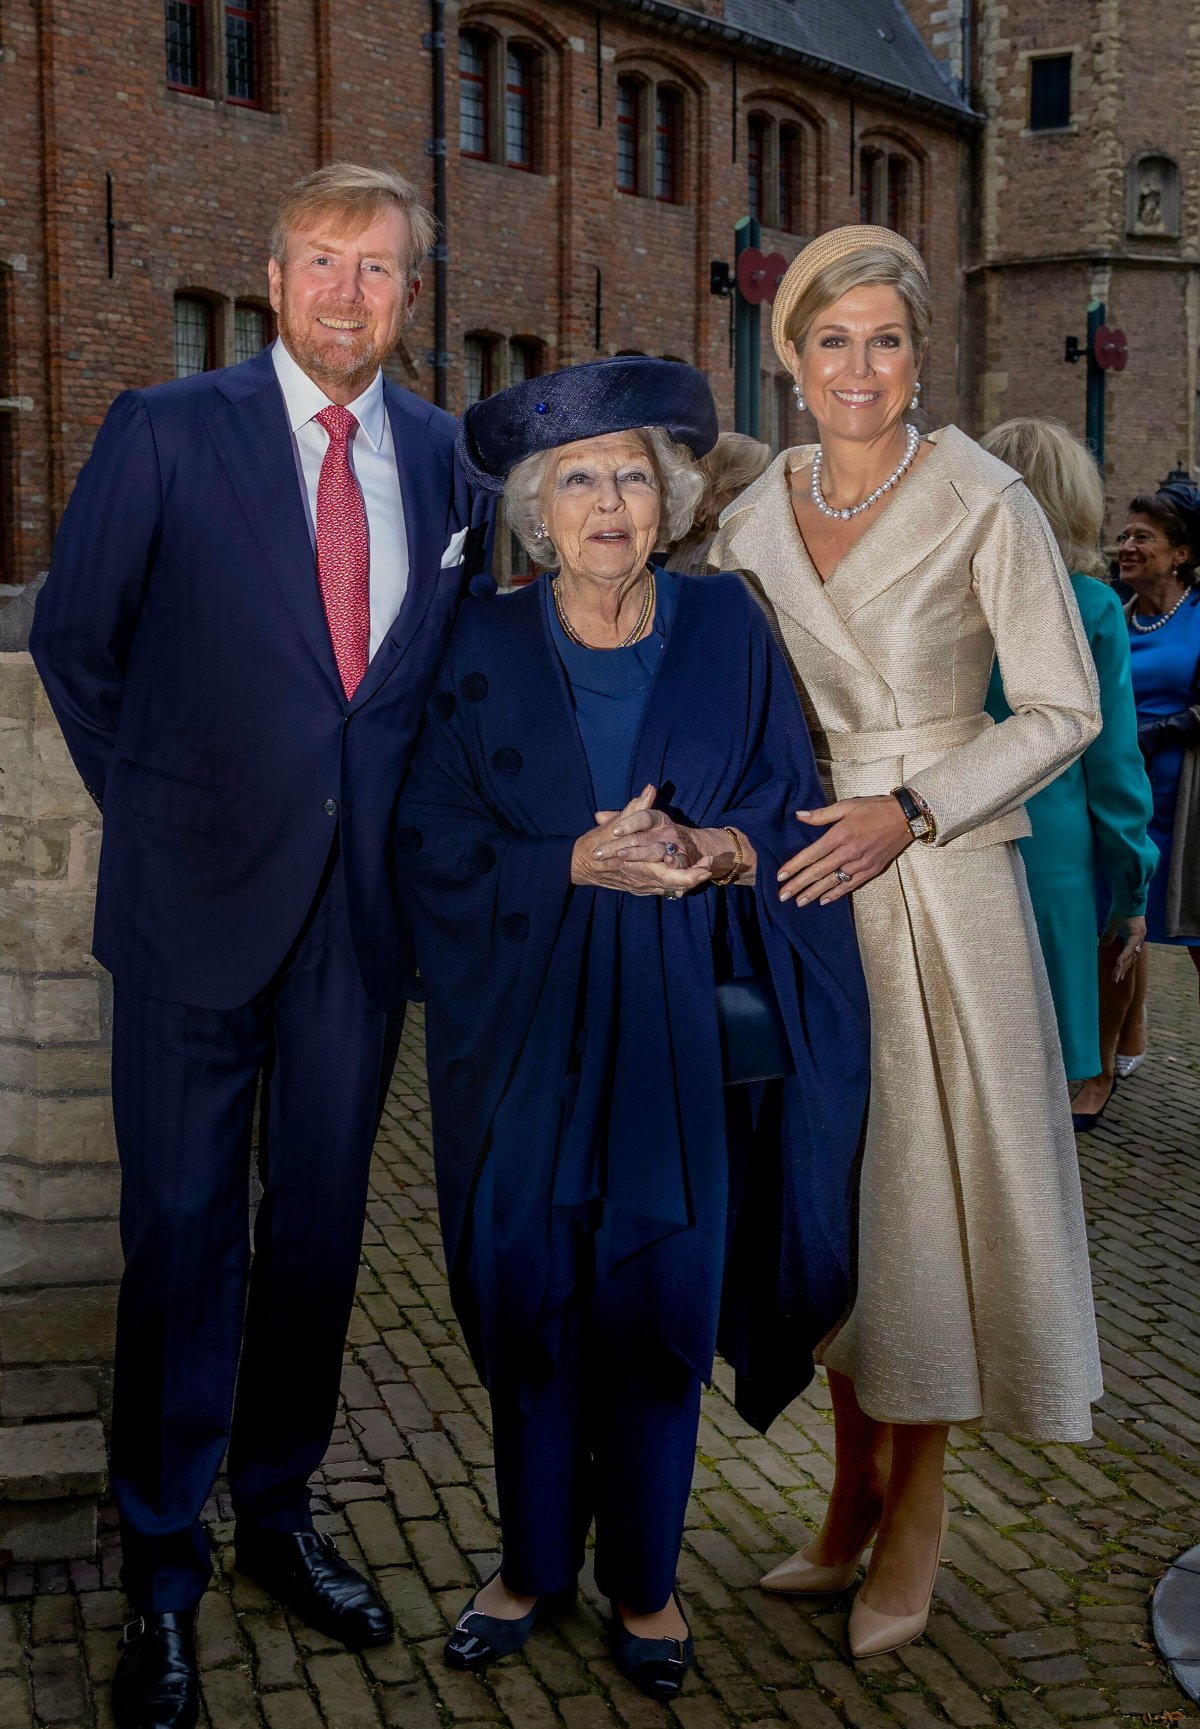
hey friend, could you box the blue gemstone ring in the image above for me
[665,842,679,856]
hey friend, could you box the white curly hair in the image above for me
[504,427,705,568]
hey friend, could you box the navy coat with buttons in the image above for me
[30,347,493,1011]
[398,570,871,1433]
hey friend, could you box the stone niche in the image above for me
[1126,151,1181,240]
[0,618,115,1566]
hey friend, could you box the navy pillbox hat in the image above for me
[456,355,720,493]
[1157,481,1200,560]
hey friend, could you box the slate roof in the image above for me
[719,0,972,116]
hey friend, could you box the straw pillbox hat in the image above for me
[771,225,930,363]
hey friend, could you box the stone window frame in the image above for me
[856,128,926,251]
[455,13,551,176]
[1126,151,1182,242]
[612,55,693,208]
[742,98,818,235]
[164,0,274,111]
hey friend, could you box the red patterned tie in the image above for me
[315,404,370,698]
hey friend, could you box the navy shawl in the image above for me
[397,570,869,1433]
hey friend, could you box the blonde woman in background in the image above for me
[711,226,1103,1659]
[981,419,1156,1130]
[668,431,771,573]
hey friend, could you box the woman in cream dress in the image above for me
[710,226,1102,1659]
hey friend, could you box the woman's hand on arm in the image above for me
[777,794,913,905]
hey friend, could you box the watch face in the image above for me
[911,814,930,836]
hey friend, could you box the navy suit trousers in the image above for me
[109,845,404,1612]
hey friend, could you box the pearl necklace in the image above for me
[553,571,655,649]
[810,424,921,522]
[1130,589,1190,633]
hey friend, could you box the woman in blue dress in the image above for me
[396,358,869,1700]
[1101,485,1200,1081]
[979,420,1157,1126]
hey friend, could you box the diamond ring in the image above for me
[834,868,853,885]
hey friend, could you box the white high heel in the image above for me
[848,1501,949,1659]
[1114,1050,1146,1078]
[759,1522,878,1596]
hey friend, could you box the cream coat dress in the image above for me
[710,426,1104,1441]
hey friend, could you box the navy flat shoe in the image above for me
[610,1592,694,1701]
[444,1573,576,1672]
[1072,1073,1118,1135]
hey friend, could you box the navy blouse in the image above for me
[545,571,680,811]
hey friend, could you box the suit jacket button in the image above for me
[324,798,338,816]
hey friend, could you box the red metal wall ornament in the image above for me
[1094,325,1129,371]
[735,247,789,305]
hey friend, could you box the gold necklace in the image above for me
[553,571,655,649]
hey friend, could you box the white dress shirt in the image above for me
[271,337,409,661]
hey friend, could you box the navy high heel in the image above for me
[443,1572,576,1672]
[610,1591,694,1700]
[1072,1072,1118,1135]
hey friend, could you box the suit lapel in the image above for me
[205,365,345,701]
[350,389,453,710]
[822,430,969,617]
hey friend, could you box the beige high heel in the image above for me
[759,1522,879,1596]
[848,1500,949,1658]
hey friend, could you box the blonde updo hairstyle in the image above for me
[771,228,933,385]
[980,417,1107,578]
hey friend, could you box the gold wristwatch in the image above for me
[891,785,937,845]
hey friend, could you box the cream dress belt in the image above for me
[812,712,992,764]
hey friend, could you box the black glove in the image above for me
[1138,707,1200,763]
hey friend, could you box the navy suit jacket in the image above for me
[30,347,493,1011]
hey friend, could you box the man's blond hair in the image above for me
[271,163,436,279]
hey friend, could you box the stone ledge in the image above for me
[0,1417,107,1500]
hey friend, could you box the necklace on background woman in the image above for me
[553,570,655,649]
[811,422,921,522]
[1130,587,1190,633]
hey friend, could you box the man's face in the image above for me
[268,205,421,396]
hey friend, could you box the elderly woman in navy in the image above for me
[397,357,869,1700]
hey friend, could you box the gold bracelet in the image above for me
[709,826,744,887]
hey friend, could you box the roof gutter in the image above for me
[603,0,982,125]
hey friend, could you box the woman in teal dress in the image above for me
[981,420,1156,1108]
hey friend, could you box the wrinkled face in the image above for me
[784,283,919,444]
[1116,512,1190,585]
[543,432,662,585]
[268,205,419,393]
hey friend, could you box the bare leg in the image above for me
[475,1576,539,1619]
[1074,939,1141,1116]
[805,1369,891,1565]
[857,1421,949,1616]
[616,1595,688,1640]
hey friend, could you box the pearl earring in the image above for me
[534,521,546,540]
[909,381,922,412]
[793,384,806,411]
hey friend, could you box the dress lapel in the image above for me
[350,389,453,710]
[205,366,345,700]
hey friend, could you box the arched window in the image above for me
[859,142,918,239]
[463,334,496,407]
[234,302,273,364]
[505,45,535,169]
[747,114,767,220]
[779,126,801,233]
[225,2,260,105]
[654,87,681,203]
[887,156,909,234]
[173,296,215,377]
[165,0,204,93]
[459,31,489,158]
[617,77,641,195]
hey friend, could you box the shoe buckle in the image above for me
[665,1643,685,1667]
[317,1531,338,1554]
[120,1616,146,1646]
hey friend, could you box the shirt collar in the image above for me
[271,337,387,451]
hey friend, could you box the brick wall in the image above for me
[0,0,968,586]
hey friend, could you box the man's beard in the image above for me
[278,294,389,390]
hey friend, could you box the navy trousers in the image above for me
[109,848,404,1612]
[484,1233,702,1614]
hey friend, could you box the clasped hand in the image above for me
[777,793,914,905]
[570,785,720,897]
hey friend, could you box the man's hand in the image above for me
[777,794,914,905]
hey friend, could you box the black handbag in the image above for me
[715,975,793,1086]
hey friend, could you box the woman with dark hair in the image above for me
[1092,484,1200,1099]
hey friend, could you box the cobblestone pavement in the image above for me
[4,947,1199,1729]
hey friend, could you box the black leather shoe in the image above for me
[235,1528,393,1649]
[1072,1073,1118,1135]
[112,1611,199,1729]
[444,1571,577,1672]
[611,1592,694,1701]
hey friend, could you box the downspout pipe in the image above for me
[429,0,449,409]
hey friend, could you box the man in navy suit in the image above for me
[31,163,492,1729]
